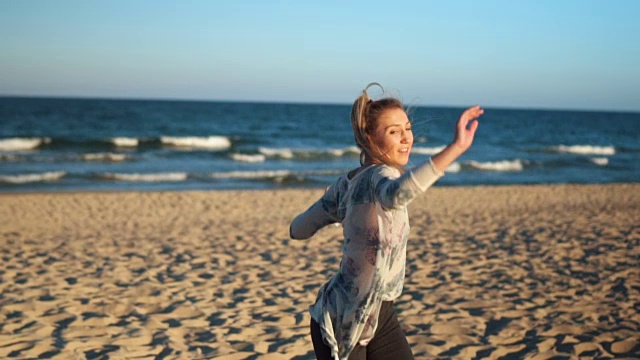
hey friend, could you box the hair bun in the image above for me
[364,82,383,94]
[362,82,383,104]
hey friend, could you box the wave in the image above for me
[230,153,266,163]
[160,136,231,150]
[82,153,130,162]
[412,146,446,155]
[211,170,292,179]
[468,159,524,172]
[445,162,461,173]
[210,169,343,180]
[0,171,66,184]
[258,147,294,159]
[549,145,615,155]
[111,137,139,147]
[0,137,51,151]
[257,146,359,159]
[99,172,188,182]
[326,146,360,157]
[590,157,609,166]
[1,152,131,163]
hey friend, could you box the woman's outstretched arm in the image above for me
[373,105,483,210]
[289,179,342,240]
[290,201,336,240]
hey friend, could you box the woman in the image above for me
[290,83,483,359]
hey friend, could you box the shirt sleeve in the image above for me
[289,177,343,240]
[372,158,444,210]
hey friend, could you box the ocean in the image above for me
[1,97,638,192]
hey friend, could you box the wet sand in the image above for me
[0,184,639,359]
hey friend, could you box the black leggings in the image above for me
[310,301,414,360]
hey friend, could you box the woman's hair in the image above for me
[351,82,405,167]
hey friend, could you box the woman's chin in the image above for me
[398,154,411,165]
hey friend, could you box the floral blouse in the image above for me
[290,158,444,360]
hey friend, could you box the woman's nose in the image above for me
[401,130,410,143]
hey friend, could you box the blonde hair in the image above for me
[350,82,405,167]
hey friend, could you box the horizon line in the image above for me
[1,93,638,114]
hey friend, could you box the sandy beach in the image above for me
[0,183,638,359]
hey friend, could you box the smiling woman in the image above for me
[290,83,484,359]
[371,108,414,167]
[350,84,413,168]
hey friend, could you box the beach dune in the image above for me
[0,184,639,359]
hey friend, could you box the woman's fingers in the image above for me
[459,106,483,128]
[464,106,483,119]
[467,119,479,134]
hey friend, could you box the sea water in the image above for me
[1,97,638,192]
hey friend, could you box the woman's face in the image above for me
[371,108,413,166]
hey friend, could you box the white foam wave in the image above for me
[210,169,343,180]
[111,137,139,147]
[230,153,266,163]
[82,153,129,162]
[446,162,461,173]
[551,145,615,155]
[258,146,359,159]
[327,146,361,157]
[161,136,231,150]
[0,137,49,151]
[210,170,291,179]
[101,172,187,182]
[590,157,609,166]
[468,159,524,172]
[411,146,446,155]
[258,147,294,159]
[0,171,66,184]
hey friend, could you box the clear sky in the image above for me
[1,0,639,111]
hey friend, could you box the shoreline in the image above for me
[1,183,638,358]
[1,181,638,196]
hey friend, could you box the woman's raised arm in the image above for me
[431,105,483,173]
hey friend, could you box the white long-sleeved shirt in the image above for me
[290,158,444,359]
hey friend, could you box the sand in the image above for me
[0,183,638,359]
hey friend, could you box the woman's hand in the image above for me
[431,105,483,173]
[452,105,483,153]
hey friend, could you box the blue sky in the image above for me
[1,0,639,111]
